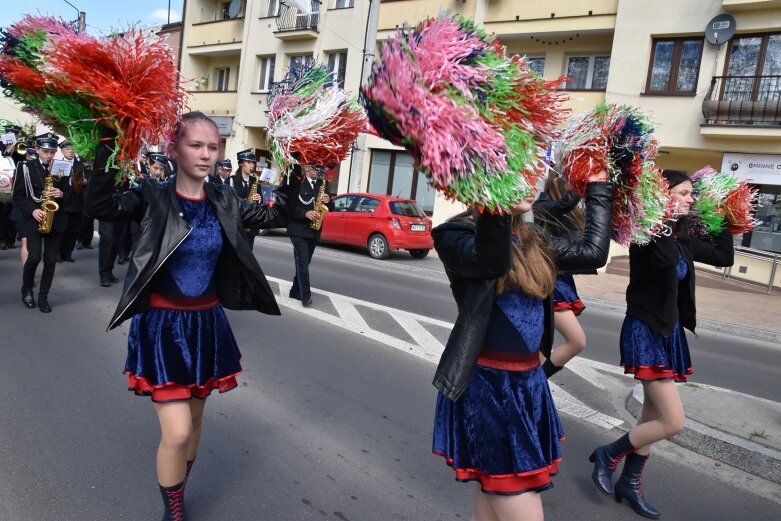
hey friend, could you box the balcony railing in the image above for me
[276,0,320,32]
[702,75,781,126]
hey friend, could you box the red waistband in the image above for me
[148,293,219,310]
[477,350,541,372]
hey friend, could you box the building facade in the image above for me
[181,0,780,259]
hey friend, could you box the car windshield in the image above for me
[389,201,426,218]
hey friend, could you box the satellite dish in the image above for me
[228,0,241,18]
[705,14,737,45]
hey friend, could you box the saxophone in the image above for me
[244,176,260,233]
[37,174,59,234]
[310,180,328,231]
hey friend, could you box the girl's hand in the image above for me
[587,170,608,183]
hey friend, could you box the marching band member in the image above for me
[230,149,261,247]
[286,162,333,307]
[146,152,170,182]
[57,139,87,262]
[86,112,290,520]
[0,124,22,249]
[208,159,232,185]
[12,132,71,312]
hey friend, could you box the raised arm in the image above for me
[84,129,144,222]
[549,182,614,272]
[533,189,580,220]
[433,212,512,279]
[691,226,735,268]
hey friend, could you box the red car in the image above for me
[320,193,433,259]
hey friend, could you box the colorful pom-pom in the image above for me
[267,60,366,175]
[362,13,567,213]
[691,166,760,237]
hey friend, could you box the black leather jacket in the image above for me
[432,182,614,401]
[86,138,290,331]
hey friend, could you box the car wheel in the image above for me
[408,249,429,259]
[368,234,390,259]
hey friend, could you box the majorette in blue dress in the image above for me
[620,253,692,382]
[433,290,565,495]
[552,273,585,316]
[125,193,243,402]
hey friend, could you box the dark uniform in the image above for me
[0,125,23,249]
[231,150,259,248]
[286,169,334,306]
[208,159,232,186]
[57,140,86,262]
[12,132,72,312]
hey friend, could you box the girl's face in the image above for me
[174,121,219,180]
[240,160,255,175]
[670,180,694,216]
[510,191,537,216]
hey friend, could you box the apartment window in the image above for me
[258,56,275,91]
[565,55,610,90]
[723,33,781,101]
[645,38,704,95]
[335,0,355,7]
[527,57,545,77]
[266,0,281,17]
[368,150,435,213]
[290,54,313,70]
[327,51,347,88]
[215,67,230,91]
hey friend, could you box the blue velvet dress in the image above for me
[552,273,585,316]
[433,290,565,495]
[125,193,242,402]
[620,253,692,382]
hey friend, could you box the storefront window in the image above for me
[746,185,781,253]
[368,150,435,213]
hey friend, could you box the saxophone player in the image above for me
[286,162,333,307]
[11,132,71,313]
[230,149,260,247]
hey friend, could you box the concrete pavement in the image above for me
[574,263,781,485]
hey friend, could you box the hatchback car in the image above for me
[320,193,433,259]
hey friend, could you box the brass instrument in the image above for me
[15,141,27,155]
[37,174,59,234]
[243,176,260,233]
[310,179,328,231]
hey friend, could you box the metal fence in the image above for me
[702,75,781,125]
[276,0,321,32]
[720,246,780,294]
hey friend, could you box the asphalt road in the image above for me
[0,239,778,520]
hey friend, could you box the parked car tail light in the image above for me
[389,217,401,230]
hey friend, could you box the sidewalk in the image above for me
[575,264,781,485]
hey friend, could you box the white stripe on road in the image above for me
[267,276,625,430]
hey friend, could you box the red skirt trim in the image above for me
[477,350,540,372]
[622,364,692,383]
[149,292,220,311]
[553,299,585,316]
[125,372,241,402]
[433,451,561,495]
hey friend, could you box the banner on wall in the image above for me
[721,152,781,186]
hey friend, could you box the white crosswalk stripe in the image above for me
[266,276,626,430]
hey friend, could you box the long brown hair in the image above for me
[70,161,84,195]
[497,215,556,298]
[449,209,556,298]
[543,170,585,231]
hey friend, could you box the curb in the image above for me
[582,297,781,345]
[626,384,781,485]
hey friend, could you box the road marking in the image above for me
[267,276,625,430]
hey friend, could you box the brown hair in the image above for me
[448,209,556,298]
[542,171,585,231]
[497,215,556,298]
[70,161,85,195]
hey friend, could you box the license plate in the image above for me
[410,223,426,232]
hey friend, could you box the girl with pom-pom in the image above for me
[431,172,612,521]
[532,169,590,377]
[589,170,734,519]
[86,112,290,520]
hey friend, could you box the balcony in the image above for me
[188,18,243,55]
[722,0,781,12]
[185,91,238,116]
[702,75,781,133]
[274,0,320,40]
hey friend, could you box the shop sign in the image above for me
[721,153,781,186]
[209,116,233,136]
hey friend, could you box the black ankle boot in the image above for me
[589,433,635,495]
[159,481,186,521]
[614,452,660,519]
